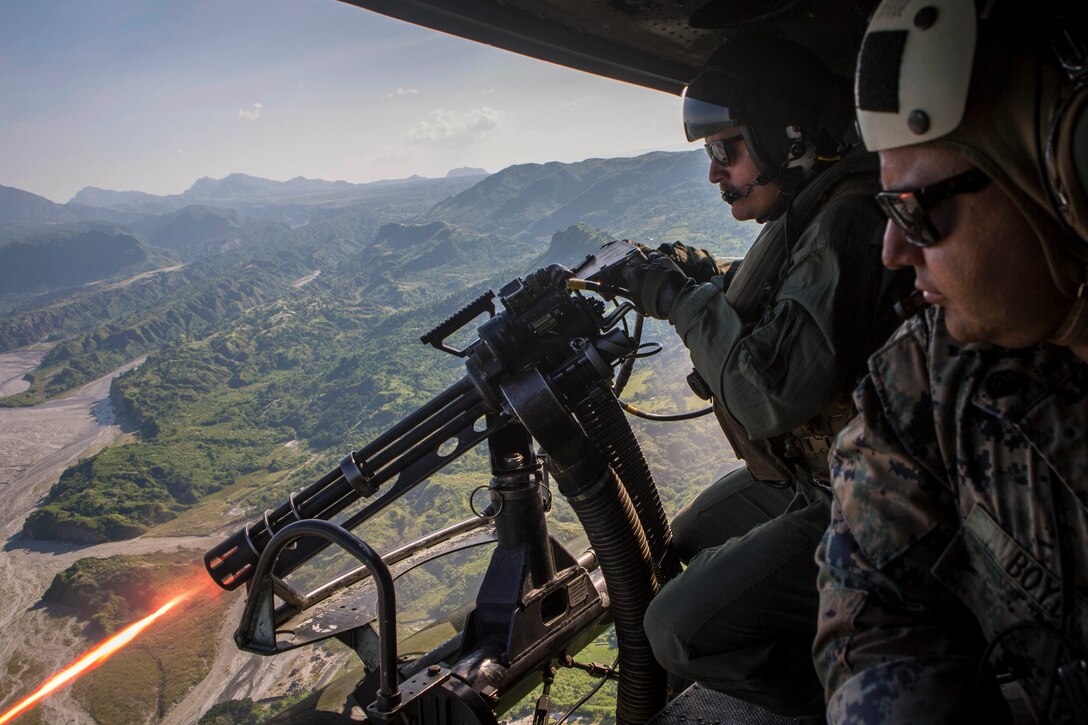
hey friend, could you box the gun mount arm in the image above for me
[205,376,503,589]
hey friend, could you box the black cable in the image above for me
[975,614,1082,717]
[977,620,1077,688]
[618,399,714,422]
[973,471,1087,718]
[971,422,1087,720]
[576,277,708,422]
[625,342,662,359]
[612,313,643,397]
[1051,471,1080,716]
[554,659,619,725]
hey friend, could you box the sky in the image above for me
[0,0,688,203]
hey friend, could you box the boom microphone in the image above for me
[719,173,773,204]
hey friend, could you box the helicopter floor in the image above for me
[649,683,819,725]
[263,669,823,724]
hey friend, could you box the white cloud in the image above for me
[407,107,507,142]
[381,87,419,99]
[238,102,263,120]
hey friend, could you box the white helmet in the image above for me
[854,0,977,151]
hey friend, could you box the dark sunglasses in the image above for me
[875,167,993,247]
[704,134,745,168]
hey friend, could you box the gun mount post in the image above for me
[485,420,555,588]
[441,416,610,715]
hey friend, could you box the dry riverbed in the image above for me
[0,345,51,398]
[0,352,345,723]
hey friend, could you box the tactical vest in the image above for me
[696,387,852,483]
[700,151,881,484]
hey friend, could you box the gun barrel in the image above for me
[205,376,486,590]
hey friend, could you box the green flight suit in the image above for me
[644,149,912,716]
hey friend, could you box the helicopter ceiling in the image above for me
[336,0,878,95]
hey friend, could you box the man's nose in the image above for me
[708,158,728,184]
[882,221,923,270]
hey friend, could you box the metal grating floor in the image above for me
[648,684,818,725]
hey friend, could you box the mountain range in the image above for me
[1,152,745,299]
[2,149,755,535]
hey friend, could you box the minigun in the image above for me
[204,240,681,725]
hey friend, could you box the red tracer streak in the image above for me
[0,595,186,724]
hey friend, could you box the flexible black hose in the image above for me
[503,367,666,723]
[548,453,667,725]
[618,400,714,422]
[573,385,681,585]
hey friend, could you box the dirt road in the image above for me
[0,356,345,723]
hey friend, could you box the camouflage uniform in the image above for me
[815,306,1088,723]
[644,150,913,716]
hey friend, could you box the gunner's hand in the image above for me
[657,241,732,285]
[623,255,692,320]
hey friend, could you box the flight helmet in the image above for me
[683,35,855,190]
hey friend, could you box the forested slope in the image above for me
[8,151,756,546]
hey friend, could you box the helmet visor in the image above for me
[682,92,741,142]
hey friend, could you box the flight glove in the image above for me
[658,241,742,286]
[623,255,692,320]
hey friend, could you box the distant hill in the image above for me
[0,184,76,224]
[69,186,166,209]
[64,172,488,220]
[531,221,615,267]
[184,173,316,200]
[181,172,489,201]
[0,223,165,294]
[336,220,509,309]
[133,205,241,250]
[424,150,748,251]
[0,187,147,245]
[447,167,488,178]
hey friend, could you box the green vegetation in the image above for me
[1,263,306,405]
[39,550,233,724]
[501,629,620,724]
[0,223,167,294]
[199,698,262,725]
